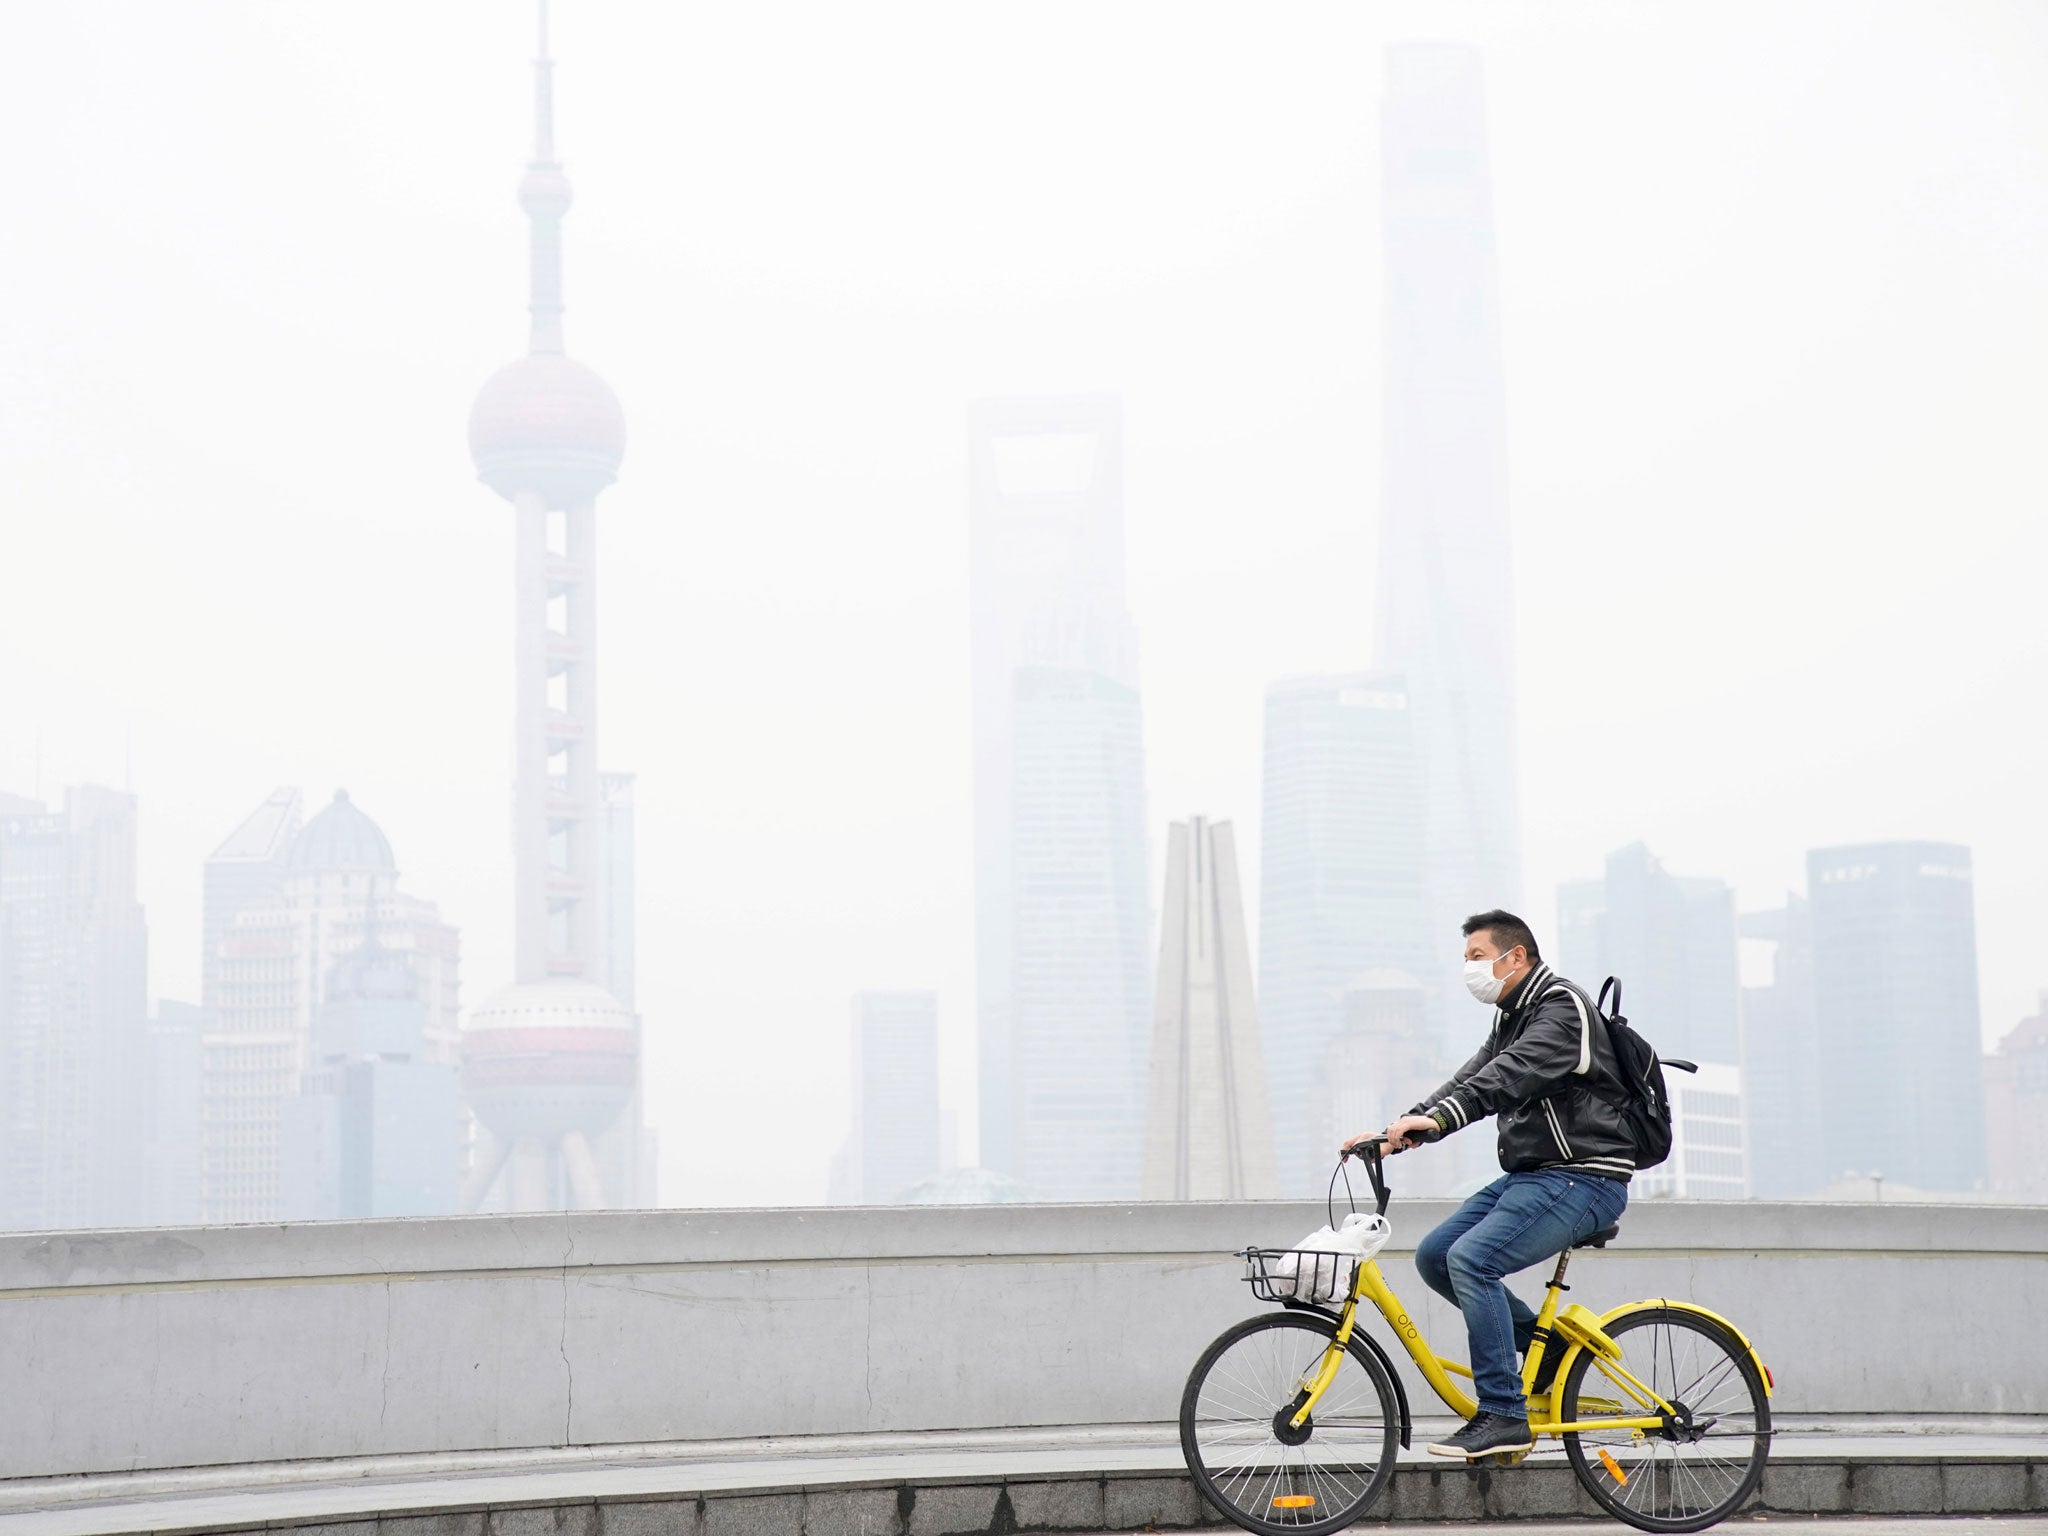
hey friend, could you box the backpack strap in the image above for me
[1541,973,1596,1076]
[1597,975,1622,1021]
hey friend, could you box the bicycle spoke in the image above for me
[1183,1313,1397,1533]
[1559,1309,1769,1531]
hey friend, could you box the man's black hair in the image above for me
[1462,909,1541,963]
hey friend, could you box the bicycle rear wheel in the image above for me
[1179,1311,1399,1536]
[1560,1306,1771,1533]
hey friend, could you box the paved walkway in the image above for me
[1364,1524,2048,1534]
[1,1419,2041,1536]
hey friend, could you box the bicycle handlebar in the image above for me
[1341,1126,1441,1158]
[1337,1126,1441,1216]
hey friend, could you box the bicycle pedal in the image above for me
[1480,1448,1534,1467]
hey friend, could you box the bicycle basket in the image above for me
[1242,1247,1357,1305]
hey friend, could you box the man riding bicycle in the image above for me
[1344,909,1635,1461]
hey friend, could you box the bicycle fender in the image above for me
[1595,1299,1774,1397]
[1543,1338,1593,1407]
[1348,1328,1414,1448]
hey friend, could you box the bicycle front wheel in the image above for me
[1179,1311,1399,1536]
[1560,1306,1771,1533]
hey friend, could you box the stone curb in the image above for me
[96,1455,2048,1536]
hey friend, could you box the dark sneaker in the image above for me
[1427,1412,1536,1459]
[1529,1346,1563,1398]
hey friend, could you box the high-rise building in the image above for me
[1309,973,1473,1199]
[1375,43,1521,1033]
[601,773,637,1010]
[1143,818,1278,1201]
[1258,672,1432,1193]
[1809,842,1986,1192]
[1556,844,1746,1197]
[830,992,942,1205]
[282,936,460,1220]
[0,787,149,1231]
[1636,1061,1748,1201]
[202,787,302,1013]
[1985,997,2048,1203]
[969,395,1151,1200]
[601,771,656,1201]
[143,1000,205,1226]
[202,790,461,1224]
[1739,896,1826,1199]
[1558,845,1741,1066]
[462,6,645,1212]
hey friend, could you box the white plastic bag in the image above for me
[1271,1212,1393,1303]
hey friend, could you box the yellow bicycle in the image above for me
[1179,1138,1773,1534]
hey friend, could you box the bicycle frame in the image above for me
[1286,1247,1675,1439]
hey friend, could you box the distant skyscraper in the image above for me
[1558,845,1741,1065]
[1310,973,1472,1199]
[1375,43,1521,1028]
[1739,896,1826,1199]
[1985,997,2048,1203]
[282,936,459,1220]
[464,5,644,1211]
[1258,673,1432,1193]
[1143,818,1278,1202]
[1639,1062,1747,1201]
[143,1000,205,1227]
[202,787,302,1014]
[831,992,941,1205]
[969,395,1151,1200]
[0,787,148,1230]
[1809,842,1986,1192]
[601,773,637,1010]
[203,790,461,1224]
[602,771,655,1201]
[1557,844,1746,1197]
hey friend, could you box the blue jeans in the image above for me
[1414,1170,1629,1420]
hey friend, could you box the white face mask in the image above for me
[1463,951,1517,1005]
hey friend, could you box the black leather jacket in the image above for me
[1409,962,1637,1181]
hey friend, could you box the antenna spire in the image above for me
[521,0,569,354]
[534,0,555,163]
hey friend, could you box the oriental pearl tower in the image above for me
[461,1,643,1213]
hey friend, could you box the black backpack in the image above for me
[1594,977,1697,1170]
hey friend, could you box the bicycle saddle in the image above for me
[1572,1222,1620,1250]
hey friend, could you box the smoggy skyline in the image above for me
[3,2,2045,1206]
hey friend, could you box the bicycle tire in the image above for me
[1559,1306,1772,1533]
[1179,1310,1399,1536]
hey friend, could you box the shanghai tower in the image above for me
[1375,43,1521,1041]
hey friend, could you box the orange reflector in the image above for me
[1272,1496,1318,1509]
[1764,1364,1774,1391]
[1599,1449,1628,1486]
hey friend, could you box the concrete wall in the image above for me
[1,1197,2040,1480]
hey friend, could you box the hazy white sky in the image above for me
[3,2,2044,1207]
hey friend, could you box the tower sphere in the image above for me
[519,166,573,219]
[469,354,626,509]
[461,979,636,1143]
